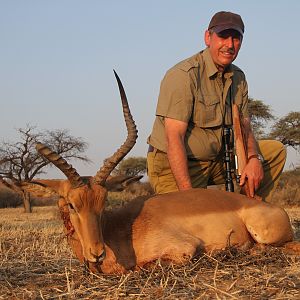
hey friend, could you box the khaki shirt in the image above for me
[148,48,249,161]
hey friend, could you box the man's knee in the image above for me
[259,140,286,163]
[256,140,286,201]
[269,140,286,157]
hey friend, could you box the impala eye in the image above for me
[68,203,76,212]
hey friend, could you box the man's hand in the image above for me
[239,157,264,198]
[238,116,264,198]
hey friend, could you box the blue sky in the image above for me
[0,1,299,178]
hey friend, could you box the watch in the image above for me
[248,154,264,163]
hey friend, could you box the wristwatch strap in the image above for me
[248,154,264,162]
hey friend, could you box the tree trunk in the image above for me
[23,191,32,213]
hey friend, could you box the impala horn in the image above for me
[93,70,138,185]
[36,143,84,188]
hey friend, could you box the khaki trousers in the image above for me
[147,140,286,202]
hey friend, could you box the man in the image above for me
[147,11,286,202]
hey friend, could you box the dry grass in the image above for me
[271,167,300,207]
[0,205,300,299]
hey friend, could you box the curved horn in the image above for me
[36,143,84,188]
[93,70,138,185]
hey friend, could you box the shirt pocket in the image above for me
[193,93,223,128]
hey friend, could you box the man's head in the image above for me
[204,11,244,71]
[208,11,244,36]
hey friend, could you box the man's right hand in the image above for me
[239,156,264,198]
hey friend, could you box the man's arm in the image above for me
[165,117,192,191]
[239,117,264,197]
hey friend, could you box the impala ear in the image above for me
[104,175,143,192]
[20,181,59,197]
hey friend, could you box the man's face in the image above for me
[204,29,242,70]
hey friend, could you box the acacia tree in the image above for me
[268,111,300,151]
[0,125,90,212]
[248,97,275,138]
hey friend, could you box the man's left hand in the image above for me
[239,157,264,198]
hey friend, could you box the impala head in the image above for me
[35,71,138,267]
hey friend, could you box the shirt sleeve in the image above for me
[155,68,193,123]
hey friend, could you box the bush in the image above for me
[271,167,300,207]
[0,185,58,208]
[31,196,58,207]
[107,181,154,209]
[0,186,22,208]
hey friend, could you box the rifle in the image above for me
[223,97,244,193]
[223,126,235,192]
[231,104,250,196]
[232,104,261,200]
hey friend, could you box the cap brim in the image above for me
[212,24,244,36]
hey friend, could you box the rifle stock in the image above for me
[232,104,258,199]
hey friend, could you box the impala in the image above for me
[24,71,297,274]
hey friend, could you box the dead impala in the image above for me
[24,71,298,274]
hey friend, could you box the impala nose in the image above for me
[90,249,106,263]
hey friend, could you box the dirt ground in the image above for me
[0,206,299,299]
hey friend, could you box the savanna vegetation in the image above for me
[0,100,299,299]
[0,181,299,299]
[0,125,89,212]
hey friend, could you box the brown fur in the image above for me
[25,178,297,274]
